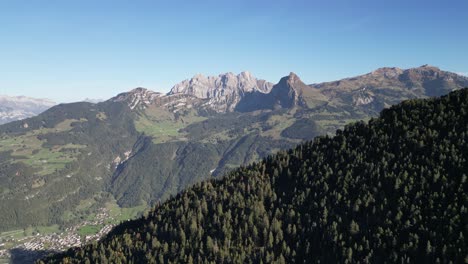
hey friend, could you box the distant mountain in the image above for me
[235,72,328,112]
[164,65,468,115]
[311,64,468,112]
[168,71,273,112]
[0,66,466,233]
[0,95,55,124]
[41,88,468,264]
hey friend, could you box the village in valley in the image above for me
[0,206,128,263]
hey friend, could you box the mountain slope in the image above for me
[0,66,467,232]
[41,88,468,263]
[0,95,55,124]
[0,85,313,231]
[0,101,140,230]
[311,65,468,113]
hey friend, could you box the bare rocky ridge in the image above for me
[112,72,320,113]
[168,71,274,112]
[311,64,468,111]
[112,88,164,110]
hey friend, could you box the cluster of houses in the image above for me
[1,207,118,261]
[20,232,81,252]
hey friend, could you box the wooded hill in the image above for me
[41,89,468,263]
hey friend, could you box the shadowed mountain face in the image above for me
[41,88,468,264]
[0,95,55,124]
[235,72,328,111]
[0,66,466,231]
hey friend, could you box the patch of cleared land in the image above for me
[0,119,87,175]
[134,107,206,143]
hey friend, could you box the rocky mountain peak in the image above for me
[408,64,441,73]
[169,72,274,112]
[276,72,308,92]
[370,67,404,79]
[419,64,440,70]
[128,87,151,94]
[266,72,311,109]
[111,87,163,110]
[192,73,206,79]
[170,72,273,97]
[239,71,253,79]
[405,65,443,78]
[284,72,303,86]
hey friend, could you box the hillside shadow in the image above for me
[9,248,57,264]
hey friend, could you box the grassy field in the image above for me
[0,225,60,243]
[77,225,102,237]
[134,107,206,143]
[20,148,77,176]
[120,204,148,222]
[75,198,97,211]
[135,118,186,142]
[0,119,86,176]
[34,225,60,235]
[0,229,24,240]
[106,200,147,223]
[61,194,101,223]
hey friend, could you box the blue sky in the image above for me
[0,0,467,102]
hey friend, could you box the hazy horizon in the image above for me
[1,0,467,102]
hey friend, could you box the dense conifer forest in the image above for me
[40,89,468,263]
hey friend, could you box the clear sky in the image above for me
[0,0,467,102]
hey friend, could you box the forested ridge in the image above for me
[41,89,468,263]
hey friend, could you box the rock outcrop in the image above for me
[168,71,273,112]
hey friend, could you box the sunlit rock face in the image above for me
[169,72,273,112]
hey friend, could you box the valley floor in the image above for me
[0,203,145,264]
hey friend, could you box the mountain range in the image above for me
[41,88,468,263]
[0,95,55,125]
[0,65,467,232]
